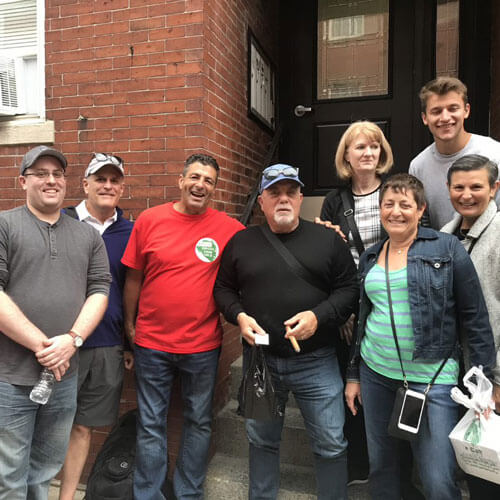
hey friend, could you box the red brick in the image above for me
[165,36,203,50]
[78,12,112,26]
[113,127,148,140]
[46,39,79,54]
[95,68,132,81]
[94,20,129,36]
[94,92,128,105]
[95,45,130,58]
[52,85,77,97]
[130,115,167,127]
[94,117,130,129]
[113,55,149,69]
[148,1,187,17]
[131,65,167,79]
[130,40,166,55]
[148,51,185,64]
[167,62,203,75]
[62,71,96,84]
[49,16,78,30]
[131,17,166,31]
[112,6,148,22]
[130,138,166,151]
[92,0,129,13]
[61,26,94,40]
[149,76,186,89]
[78,105,114,118]
[78,82,113,95]
[166,87,204,100]
[167,11,203,27]
[111,30,149,46]
[112,78,148,92]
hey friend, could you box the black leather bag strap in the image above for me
[340,190,365,256]
[259,225,326,293]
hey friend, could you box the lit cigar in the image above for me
[286,326,301,353]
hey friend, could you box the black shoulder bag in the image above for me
[340,190,365,257]
[384,241,451,441]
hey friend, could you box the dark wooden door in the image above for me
[278,0,434,195]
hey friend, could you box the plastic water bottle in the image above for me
[29,367,55,405]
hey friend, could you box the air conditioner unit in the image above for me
[0,56,24,116]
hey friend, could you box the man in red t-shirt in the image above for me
[122,153,243,500]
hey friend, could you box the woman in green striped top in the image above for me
[345,174,495,500]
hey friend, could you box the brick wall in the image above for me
[0,0,279,484]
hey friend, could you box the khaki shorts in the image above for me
[74,345,124,427]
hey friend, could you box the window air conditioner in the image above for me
[0,56,23,115]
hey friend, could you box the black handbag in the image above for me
[237,345,281,420]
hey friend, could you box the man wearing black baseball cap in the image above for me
[0,146,111,498]
[214,163,359,500]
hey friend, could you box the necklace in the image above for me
[388,240,414,255]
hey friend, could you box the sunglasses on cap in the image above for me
[94,152,123,167]
[263,166,299,180]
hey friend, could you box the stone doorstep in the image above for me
[215,399,314,467]
[48,480,85,500]
[205,452,316,499]
[205,452,372,500]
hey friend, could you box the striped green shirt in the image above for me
[360,264,458,384]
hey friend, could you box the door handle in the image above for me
[294,105,312,117]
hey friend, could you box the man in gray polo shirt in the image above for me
[0,146,111,500]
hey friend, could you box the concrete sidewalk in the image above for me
[48,481,85,500]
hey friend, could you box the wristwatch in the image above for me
[68,330,83,348]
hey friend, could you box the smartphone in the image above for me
[397,389,426,433]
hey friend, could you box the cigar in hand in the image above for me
[286,326,301,353]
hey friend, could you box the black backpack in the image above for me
[85,409,174,499]
[85,409,137,500]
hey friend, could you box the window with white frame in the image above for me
[0,0,44,118]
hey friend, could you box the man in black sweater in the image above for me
[214,164,358,500]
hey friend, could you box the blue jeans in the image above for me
[360,361,461,500]
[245,345,347,500]
[133,345,220,500]
[0,374,77,500]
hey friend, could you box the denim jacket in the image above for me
[346,226,495,381]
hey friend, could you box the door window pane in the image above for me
[317,0,389,100]
[436,0,459,77]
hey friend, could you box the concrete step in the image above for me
[215,399,314,467]
[205,452,371,500]
[229,356,298,408]
[205,452,316,499]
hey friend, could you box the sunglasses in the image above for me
[263,166,299,180]
[94,153,123,167]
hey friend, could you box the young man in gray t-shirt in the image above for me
[409,77,500,229]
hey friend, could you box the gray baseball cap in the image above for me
[20,146,67,175]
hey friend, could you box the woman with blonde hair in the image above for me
[316,121,404,489]
[317,120,393,265]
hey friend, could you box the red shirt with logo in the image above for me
[122,202,244,353]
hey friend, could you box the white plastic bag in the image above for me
[449,366,500,484]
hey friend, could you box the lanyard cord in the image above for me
[384,241,449,393]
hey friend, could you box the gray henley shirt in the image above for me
[0,206,111,385]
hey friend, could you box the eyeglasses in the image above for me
[24,170,66,179]
[263,166,299,180]
[94,152,123,167]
